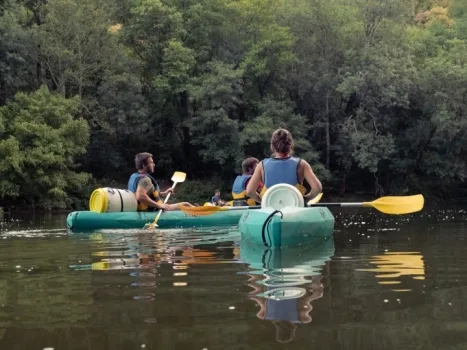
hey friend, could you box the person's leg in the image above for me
[168,202,194,210]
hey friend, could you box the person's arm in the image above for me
[301,160,322,201]
[160,188,174,196]
[246,162,263,203]
[135,177,171,210]
[245,177,263,203]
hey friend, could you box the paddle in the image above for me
[179,192,324,216]
[307,194,424,215]
[307,192,323,205]
[143,171,187,229]
[179,194,424,216]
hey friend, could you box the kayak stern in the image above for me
[238,206,335,247]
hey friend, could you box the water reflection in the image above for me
[75,228,242,296]
[239,237,335,343]
[356,251,425,291]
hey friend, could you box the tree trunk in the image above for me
[325,92,331,169]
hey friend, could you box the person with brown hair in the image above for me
[246,128,322,204]
[211,189,225,206]
[127,152,193,211]
[230,157,264,206]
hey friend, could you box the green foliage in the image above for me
[173,179,227,205]
[0,86,90,209]
[1,0,467,209]
[0,1,35,104]
[38,0,116,97]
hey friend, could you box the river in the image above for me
[1,207,467,349]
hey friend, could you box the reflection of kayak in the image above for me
[239,236,335,273]
[66,209,247,232]
[238,206,335,248]
[241,237,335,343]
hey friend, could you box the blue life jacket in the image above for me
[231,174,256,206]
[260,157,306,197]
[127,172,161,211]
[265,295,300,323]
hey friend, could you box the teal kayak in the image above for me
[66,209,247,232]
[238,206,335,248]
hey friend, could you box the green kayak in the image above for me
[238,206,335,248]
[66,209,247,232]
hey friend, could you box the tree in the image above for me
[0,86,90,208]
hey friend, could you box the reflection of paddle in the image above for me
[179,194,424,216]
[143,171,187,229]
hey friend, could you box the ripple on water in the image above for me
[0,228,67,238]
[133,294,155,301]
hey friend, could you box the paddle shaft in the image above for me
[307,202,365,207]
[207,202,362,211]
[152,182,177,225]
[180,194,423,216]
[218,202,371,212]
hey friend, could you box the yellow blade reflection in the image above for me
[356,251,425,290]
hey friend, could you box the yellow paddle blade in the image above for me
[363,194,424,214]
[306,192,323,206]
[171,171,187,183]
[179,205,229,216]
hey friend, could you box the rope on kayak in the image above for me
[261,210,283,247]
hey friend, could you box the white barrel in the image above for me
[261,184,304,210]
[89,187,138,213]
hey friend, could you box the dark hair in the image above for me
[270,128,293,154]
[215,189,220,193]
[242,157,259,173]
[135,152,153,170]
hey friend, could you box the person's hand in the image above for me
[162,188,174,196]
[157,203,172,211]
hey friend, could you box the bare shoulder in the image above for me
[299,159,312,171]
[138,176,153,190]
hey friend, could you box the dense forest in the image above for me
[0,0,466,209]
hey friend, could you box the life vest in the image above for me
[231,174,256,206]
[127,172,163,211]
[259,157,306,198]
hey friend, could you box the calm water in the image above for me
[1,208,467,349]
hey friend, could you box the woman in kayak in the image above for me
[246,128,322,204]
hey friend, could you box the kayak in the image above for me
[238,206,335,248]
[66,209,247,232]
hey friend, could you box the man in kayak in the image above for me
[211,189,226,206]
[128,152,193,211]
[230,157,264,206]
[246,128,322,203]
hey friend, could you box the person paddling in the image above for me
[246,128,322,204]
[128,152,193,211]
[231,157,264,206]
